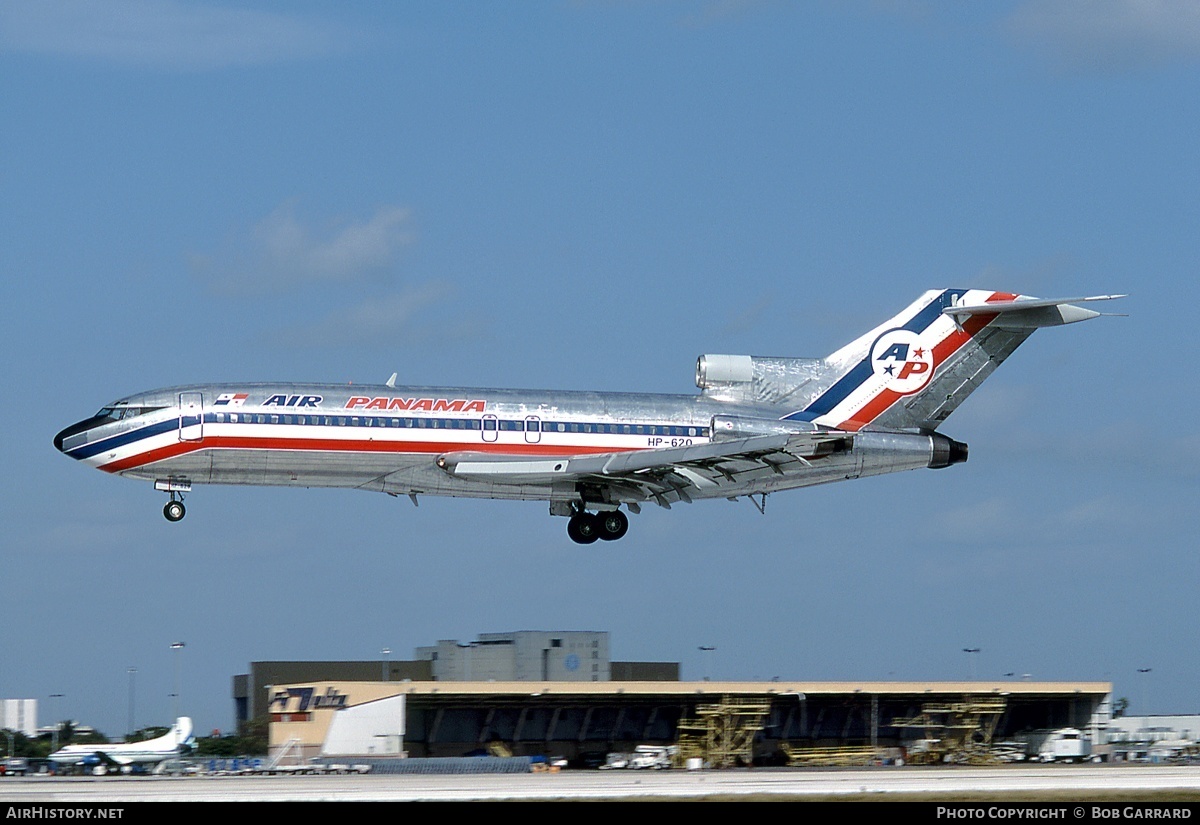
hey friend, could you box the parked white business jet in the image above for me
[54,289,1121,543]
[49,717,195,774]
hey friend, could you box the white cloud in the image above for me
[192,201,415,294]
[0,0,358,69]
[719,294,774,337]
[298,284,457,347]
[1006,0,1200,68]
[923,492,1145,549]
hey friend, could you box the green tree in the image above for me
[125,726,168,743]
[194,735,240,757]
[2,729,37,758]
[236,718,269,756]
[192,718,268,757]
[1113,697,1130,719]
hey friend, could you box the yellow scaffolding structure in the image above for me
[890,696,1008,765]
[780,743,884,767]
[675,696,772,768]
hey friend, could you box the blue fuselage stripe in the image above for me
[64,414,712,461]
[65,418,185,460]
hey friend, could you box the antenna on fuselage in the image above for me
[386,372,397,388]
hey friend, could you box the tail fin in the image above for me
[173,717,194,747]
[781,289,1122,433]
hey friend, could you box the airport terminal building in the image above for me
[234,632,1113,765]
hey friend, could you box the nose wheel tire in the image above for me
[163,500,186,522]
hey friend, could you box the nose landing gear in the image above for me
[567,509,629,544]
[154,479,191,523]
[163,496,186,522]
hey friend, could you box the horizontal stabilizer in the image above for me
[942,294,1126,328]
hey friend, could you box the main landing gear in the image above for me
[566,510,629,544]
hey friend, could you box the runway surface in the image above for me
[3,765,1200,802]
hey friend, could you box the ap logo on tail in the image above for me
[871,330,935,394]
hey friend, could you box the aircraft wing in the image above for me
[98,751,135,766]
[438,430,853,506]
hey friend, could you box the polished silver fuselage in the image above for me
[56,382,938,508]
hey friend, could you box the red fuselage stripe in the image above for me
[99,436,642,473]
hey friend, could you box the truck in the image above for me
[1018,728,1097,763]
[3,758,30,776]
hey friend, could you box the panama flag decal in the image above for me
[214,392,249,406]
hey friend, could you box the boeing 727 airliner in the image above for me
[54,289,1121,543]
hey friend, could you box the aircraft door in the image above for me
[178,392,204,441]
[524,416,541,444]
[482,414,498,443]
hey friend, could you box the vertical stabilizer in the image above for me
[782,289,1118,433]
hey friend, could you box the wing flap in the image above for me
[438,430,852,485]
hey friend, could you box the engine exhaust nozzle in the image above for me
[929,434,969,469]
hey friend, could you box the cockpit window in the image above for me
[94,406,165,421]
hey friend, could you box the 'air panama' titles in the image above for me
[345,396,487,413]
[256,394,487,413]
[263,394,323,407]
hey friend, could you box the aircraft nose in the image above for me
[54,419,94,456]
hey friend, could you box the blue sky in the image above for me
[2,0,1197,738]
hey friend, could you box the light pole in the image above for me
[962,648,980,680]
[49,694,64,753]
[170,642,185,720]
[699,646,716,682]
[382,648,391,683]
[127,667,137,738]
[1137,668,1152,715]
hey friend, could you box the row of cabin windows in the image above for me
[206,412,707,438]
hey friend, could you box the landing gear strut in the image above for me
[567,509,629,544]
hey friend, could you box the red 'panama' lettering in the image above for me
[344,396,488,411]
